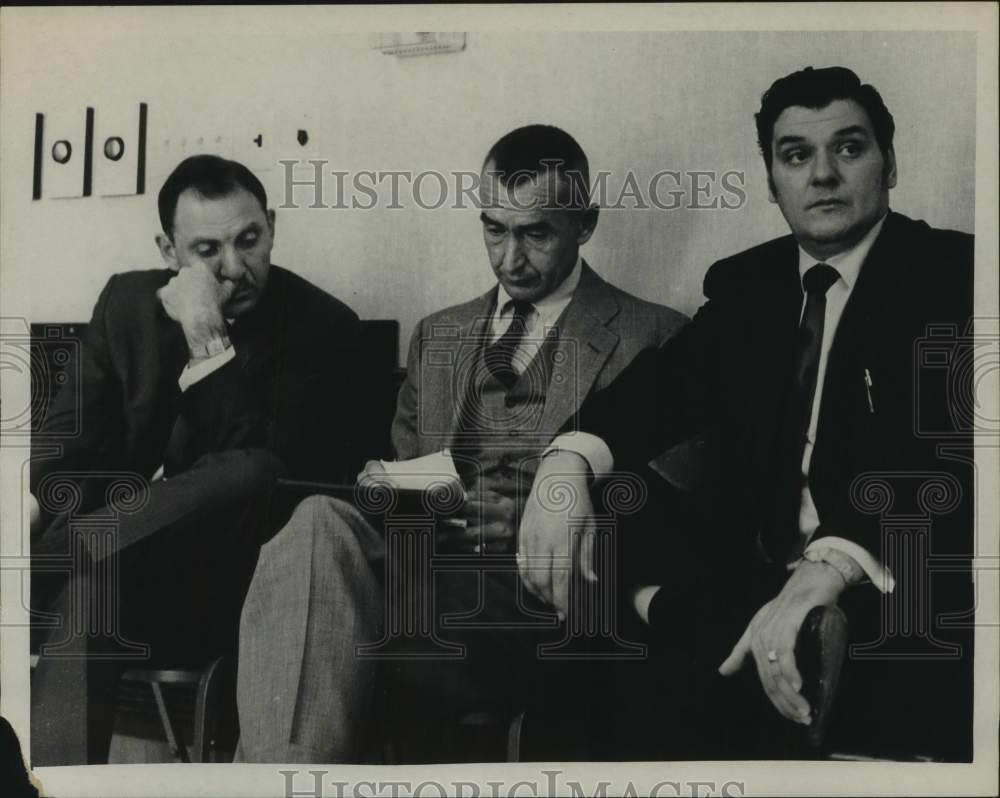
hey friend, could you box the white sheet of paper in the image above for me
[378,449,461,492]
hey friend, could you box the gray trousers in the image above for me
[236,495,563,763]
[237,497,384,762]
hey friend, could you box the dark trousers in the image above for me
[616,476,976,761]
[30,449,283,766]
[630,576,976,761]
[236,494,651,763]
[376,565,564,762]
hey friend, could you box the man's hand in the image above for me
[517,450,596,618]
[157,263,234,357]
[718,560,847,724]
[454,490,517,553]
[357,459,391,488]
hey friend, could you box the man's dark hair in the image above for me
[157,154,268,236]
[483,124,591,209]
[755,66,895,174]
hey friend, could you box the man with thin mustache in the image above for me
[30,155,361,765]
[236,125,688,762]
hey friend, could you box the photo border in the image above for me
[2,3,997,796]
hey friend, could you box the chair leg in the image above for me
[192,656,229,763]
[506,709,525,762]
[150,682,189,763]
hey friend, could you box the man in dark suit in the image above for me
[519,67,975,759]
[236,125,687,762]
[29,154,361,765]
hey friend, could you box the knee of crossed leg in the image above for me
[277,495,366,557]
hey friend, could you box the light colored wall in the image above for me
[1,15,976,362]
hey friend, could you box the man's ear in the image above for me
[155,233,180,272]
[576,205,599,246]
[884,148,898,190]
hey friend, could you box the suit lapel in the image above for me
[443,288,496,449]
[156,304,190,398]
[144,301,191,474]
[812,213,899,490]
[539,262,620,434]
[230,266,286,377]
[822,213,897,397]
[747,238,803,478]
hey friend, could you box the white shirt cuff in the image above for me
[29,492,40,527]
[177,346,236,392]
[631,585,661,625]
[543,432,614,480]
[805,536,896,593]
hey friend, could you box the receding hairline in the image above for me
[481,157,586,182]
[175,183,268,207]
[168,184,270,236]
[479,159,591,208]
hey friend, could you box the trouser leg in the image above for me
[30,449,282,766]
[237,496,384,763]
[635,551,789,759]
[30,568,124,766]
[380,564,566,762]
[824,576,975,760]
[643,560,976,760]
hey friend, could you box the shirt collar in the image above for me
[797,212,887,291]
[496,256,583,315]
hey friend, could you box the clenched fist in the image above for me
[157,262,235,357]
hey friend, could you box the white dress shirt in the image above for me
[177,343,236,391]
[489,257,582,372]
[793,216,893,589]
[549,219,895,594]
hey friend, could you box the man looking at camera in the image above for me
[519,66,974,758]
[30,154,360,765]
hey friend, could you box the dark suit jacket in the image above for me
[31,265,361,547]
[574,211,974,579]
[391,260,688,461]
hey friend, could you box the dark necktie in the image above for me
[484,299,533,388]
[768,262,840,559]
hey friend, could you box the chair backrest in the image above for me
[355,320,406,461]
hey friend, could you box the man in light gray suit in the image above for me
[236,125,687,762]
